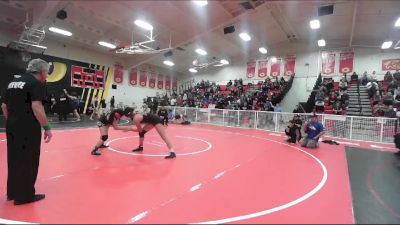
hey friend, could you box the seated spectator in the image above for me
[387,81,397,95]
[328,92,337,106]
[315,100,325,113]
[394,93,400,108]
[373,102,386,117]
[384,105,397,118]
[369,71,377,82]
[384,71,393,83]
[339,78,348,91]
[301,115,325,148]
[340,90,349,108]
[361,71,369,86]
[383,92,394,106]
[333,101,343,115]
[350,72,358,82]
[394,70,400,83]
[273,103,283,112]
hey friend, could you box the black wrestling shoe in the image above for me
[99,144,109,148]
[14,194,45,205]
[165,152,176,159]
[132,146,143,152]
[91,149,101,156]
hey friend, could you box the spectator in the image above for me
[328,92,337,106]
[369,71,377,81]
[384,105,397,118]
[387,81,397,95]
[350,72,358,82]
[273,103,283,112]
[373,102,385,117]
[293,104,304,113]
[383,92,394,106]
[301,115,325,148]
[361,71,368,85]
[333,101,343,115]
[384,71,393,83]
[285,120,298,143]
[394,70,400,83]
[339,77,348,91]
[340,90,349,108]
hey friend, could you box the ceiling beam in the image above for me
[349,1,358,47]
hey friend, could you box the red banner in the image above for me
[149,71,156,88]
[165,76,171,90]
[129,68,137,86]
[258,60,268,78]
[382,58,400,71]
[270,59,281,77]
[246,61,256,78]
[157,74,164,89]
[114,64,123,84]
[339,51,354,74]
[139,70,147,87]
[322,52,336,75]
[172,77,177,91]
[284,56,296,76]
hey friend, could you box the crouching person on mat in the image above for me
[115,107,176,159]
[285,120,297,143]
[300,114,325,148]
[91,109,124,156]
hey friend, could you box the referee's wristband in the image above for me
[42,124,51,131]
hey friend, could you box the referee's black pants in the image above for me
[6,120,41,202]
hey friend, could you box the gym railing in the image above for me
[161,106,398,144]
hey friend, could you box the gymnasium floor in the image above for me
[0,116,399,224]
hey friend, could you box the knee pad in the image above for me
[139,131,147,138]
[101,135,108,142]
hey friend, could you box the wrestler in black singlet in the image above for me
[97,109,123,127]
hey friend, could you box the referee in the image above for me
[1,59,53,205]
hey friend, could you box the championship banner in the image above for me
[149,71,156,88]
[257,60,268,78]
[382,58,400,71]
[129,68,137,86]
[270,58,281,77]
[284,56,296,76]
[165,75,171,90]
[322,52,336,75]
[172,77,178,91]
[139,70,147,87]
[246,61,256,78]
[339,51,354,74]
[114,64,123,84]
[157,74,164,89]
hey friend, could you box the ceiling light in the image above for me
[220,59,229,65]
[318,39,326,47]
[194,0,208,6]
[163,60,174,66]
[134,19,153,30]
[48,27,72,36]
[271,57,277,63]
[195,48,207,56]
[98,41,116,49]
[189,68,198,73]
[239,32,251,41]
[395,17,400,27]
[381,41,393,49]
[310,19,320,29]
[259,47,268,54]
